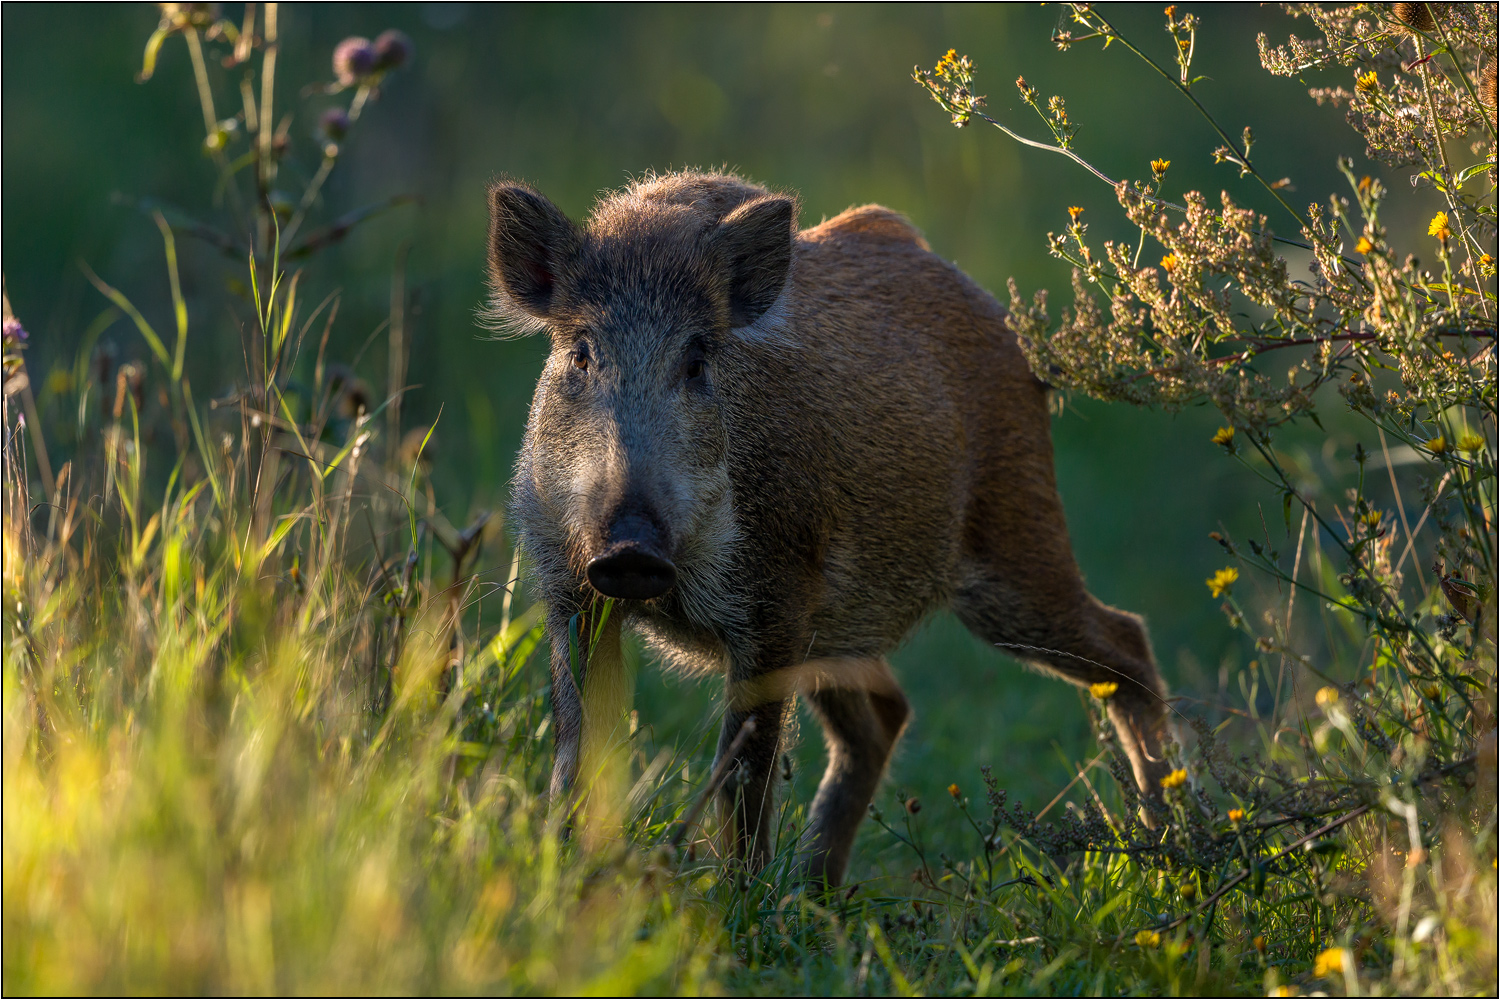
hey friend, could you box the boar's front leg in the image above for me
[545,607,586,800]
[799,657,910,887]
[715,689,788,873]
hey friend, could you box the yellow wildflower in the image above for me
[948,783,962,798]
[1212,426,1235,447]
[1426,435,1449,455]
[1151,158,1171,177]
[1067,205,1085,222]
[1253,934,1267,953]
[1179,880,1197,901]
[1355,235,1374,254]
[1457,431,1486,453]
[1315,685,1340,709]
[1269,987,1300,997]
[1355,70,1379,93]
[1423,684,1442,700]
[1313,947,1346,978]
[1135,929,1161,948]
[1160,253,1178,272]
[1479,253,1496,275]
[1428,210,1452,240]
[1228,808,1245,823]
[1090,681,1119,700]
[1160,768,1188,790]
[1206,566,1238,598]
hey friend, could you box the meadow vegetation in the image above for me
[3,3,1496,995]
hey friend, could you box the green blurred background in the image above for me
[2,4,1436,835]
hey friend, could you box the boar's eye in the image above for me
[571,342,590,372]
[683,344,707,385]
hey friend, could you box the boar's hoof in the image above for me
[586,546,677,600]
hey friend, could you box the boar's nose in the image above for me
[586,511,676,600]
[587,544,677,600]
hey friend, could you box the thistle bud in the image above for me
[319,107,350,142]
[374,29,413,71]
[333,36,377,87]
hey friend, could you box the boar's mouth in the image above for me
[586,542,677,600]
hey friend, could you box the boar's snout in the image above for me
[585,512,677,600]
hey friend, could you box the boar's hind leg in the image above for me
[954,577,1171,801]
[799,660,910,888]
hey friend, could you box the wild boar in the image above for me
[487,170,1169,886]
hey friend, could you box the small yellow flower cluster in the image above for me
[1313,947,1345,978]
[1427,435,1449,455]
[1151,158,1170,178]
[1160,253,1179,273]
[1355,235,1374,254]
[1457,431,1486,453]
[1206,566,1238,598]
[947,783,962,799]
[1212,426,1235,447]
[1355,70,1379,93]
[1228,808,1245,823]
[1428,210,1452,241]
[1135,929,1161,948]
[1479,253,1496,275]
[1160,768,1188,790]
[1315,685,1340,708]
[1067,205,1085,222]
[1089,681,1118,700]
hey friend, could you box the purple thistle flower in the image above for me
[333,36,376,87]
[373,30,413,72]
[2,317,27,346]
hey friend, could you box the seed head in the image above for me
[333,36,377,87]
[1160,768,1188,790]
[1428,210,1452,241]
[1392,2,1435,33]
[1481,60,1497,109]
[904,796,921,815]
[1206,566,1238,598]
[1089,681,1118,700]
[1015,75,1037,103]
[374,29,413,71]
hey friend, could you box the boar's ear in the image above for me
[712,196,794,329]
[487,182,581,324]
